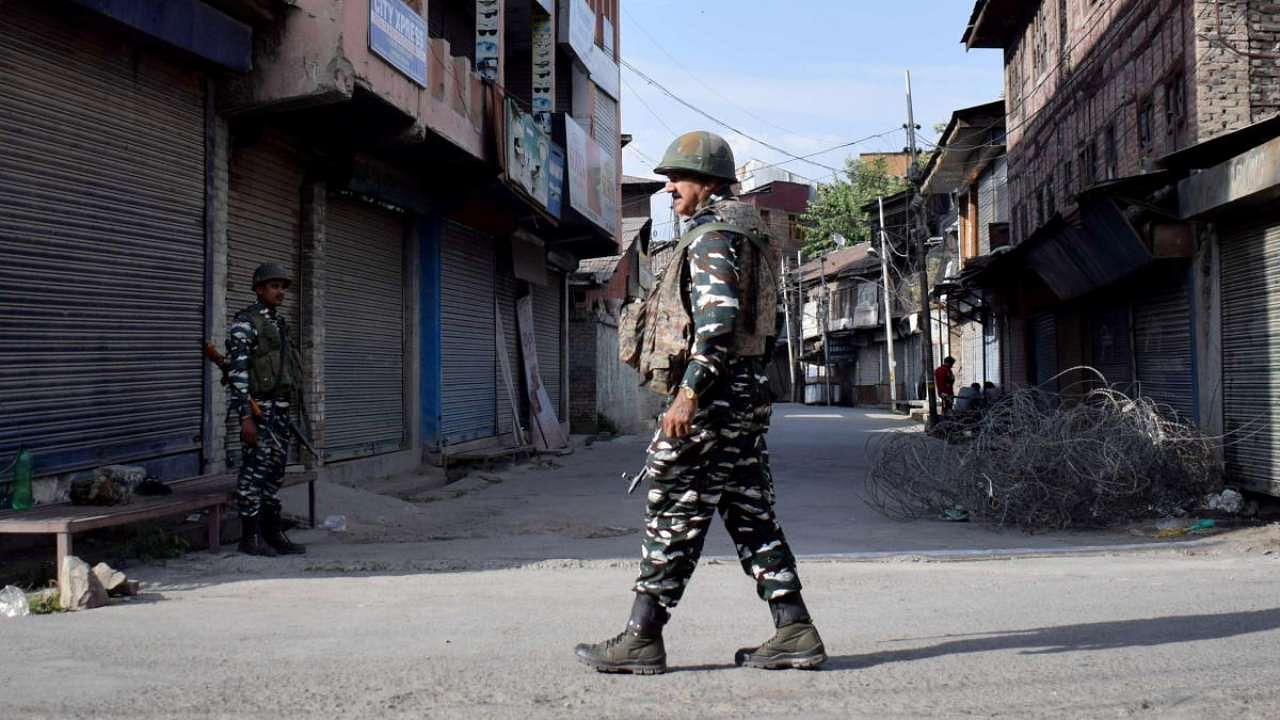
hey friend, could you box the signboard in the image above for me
[476,0,500,81]
[533,0,553,14]
[506,98,564,219]
[369,0,427,87]
[558,0,595,61]
[562,115,619,238]
[586,44,620,101]
[531,12,554,132]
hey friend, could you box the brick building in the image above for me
[964,0,1280,243]
[955,0,1280,496]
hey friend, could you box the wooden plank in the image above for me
[495,295,528,447]
[0,493,227,534]
[516,293,569,450]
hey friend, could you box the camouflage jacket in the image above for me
[226,302,299,418]
[619,195,778,397]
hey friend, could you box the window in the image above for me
[1032,11,1049,76]
[1084,140,1099,185]
[1077,147,1088,190]
[1035,185,1046,227]
[1063,159,1074,196]
[1044,181,1055,218]
[1103,124,1118,181]
[1165,71,1187,133]
[1137,99,1154,149]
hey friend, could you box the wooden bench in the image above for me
[0,470,316,573]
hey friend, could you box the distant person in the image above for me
[983,381,1003,405]
[934,357,956,415]
[954,382,982,413]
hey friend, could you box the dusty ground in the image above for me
[3,407,1275,719]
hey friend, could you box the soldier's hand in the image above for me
[662,392,697,439]
[240,417,259,448]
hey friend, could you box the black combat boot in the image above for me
[237,514,278,557]
[734,592,827,670]
[575,592,669,674]
[261,507,306,555]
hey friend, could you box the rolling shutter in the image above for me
[1134,272,1195,420]
[0,3,206,475]
[496,269,525,441]
[1220,218,1280,494]
[983,315,1001,386]
[441,221,497,444]
[856,344,881,386]
[323,196,407,461]
[1031,313,1057,389]
[1088,303,1132,390]
[533,274,565,417]
[224,134,304,466]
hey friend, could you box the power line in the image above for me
[621,74,677,136]
[621,58,845,175]
[620,6,803,138]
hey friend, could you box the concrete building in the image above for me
[568,174,665,435]
[957,0,1280,495]
[921,100,1009,392]
[0,0,625,502]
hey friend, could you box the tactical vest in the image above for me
[248,310,301,398]
[619,199,779,396]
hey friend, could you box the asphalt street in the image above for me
[3,407,1277,719]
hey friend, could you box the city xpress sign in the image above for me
[369,0,427,86]
[506,99,565,219]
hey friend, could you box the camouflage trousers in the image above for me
[236,400,290,518]
[634,359,802,608]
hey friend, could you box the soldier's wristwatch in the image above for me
[681,385,696,401]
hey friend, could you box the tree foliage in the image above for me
[798,155,911,259]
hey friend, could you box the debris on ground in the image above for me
[92,562,139,597]
[865,378,1221,532]
[0,585,30,618]
[321,515,348,532]
[1204,489,1245,514]
[59,556,108,611]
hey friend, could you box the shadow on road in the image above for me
[824,608,1280,670]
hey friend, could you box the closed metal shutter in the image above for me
[592,92,619,161]
[1134,272,1195,420]
[856,344,881,386]
[1032,313,1057,389]
[1220,219,1280,493]
[323,196,407,460]
[441,221,497,444]
[1004,314,1028,388]
[0,3,206,475]
[1088,303,1132,390]
[224,134,304,466]
[533,275,564,416]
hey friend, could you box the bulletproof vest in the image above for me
[247,310,301,398]
[619,198,779,396]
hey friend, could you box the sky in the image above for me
[619,0,1003,234]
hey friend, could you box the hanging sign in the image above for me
[506,98,565,219]
[563,115,619,237]
[369,0,427,86]
[476,0,501,81]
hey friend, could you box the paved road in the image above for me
[6,407,1276,718]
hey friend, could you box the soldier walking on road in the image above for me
[575,131,827,675]
[227,263,306,557]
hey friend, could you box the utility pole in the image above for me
[906,70,938,424]
[794,250,804,404]
[878,197,898,411]
[781,256,797,403]
[819,255,833,406]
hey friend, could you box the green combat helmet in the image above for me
[253,262,292,289]
[653,131,737,183]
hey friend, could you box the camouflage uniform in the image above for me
[633,197,803,608]
[227,302,293,519]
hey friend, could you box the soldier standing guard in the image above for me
[575,132,826,674]
[227,263,306,557]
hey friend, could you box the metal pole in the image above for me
[819,255,832,406]
[795,250,804,404]
[781,257,797,401]
[906,70,938,424]
[878,197,898,410]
